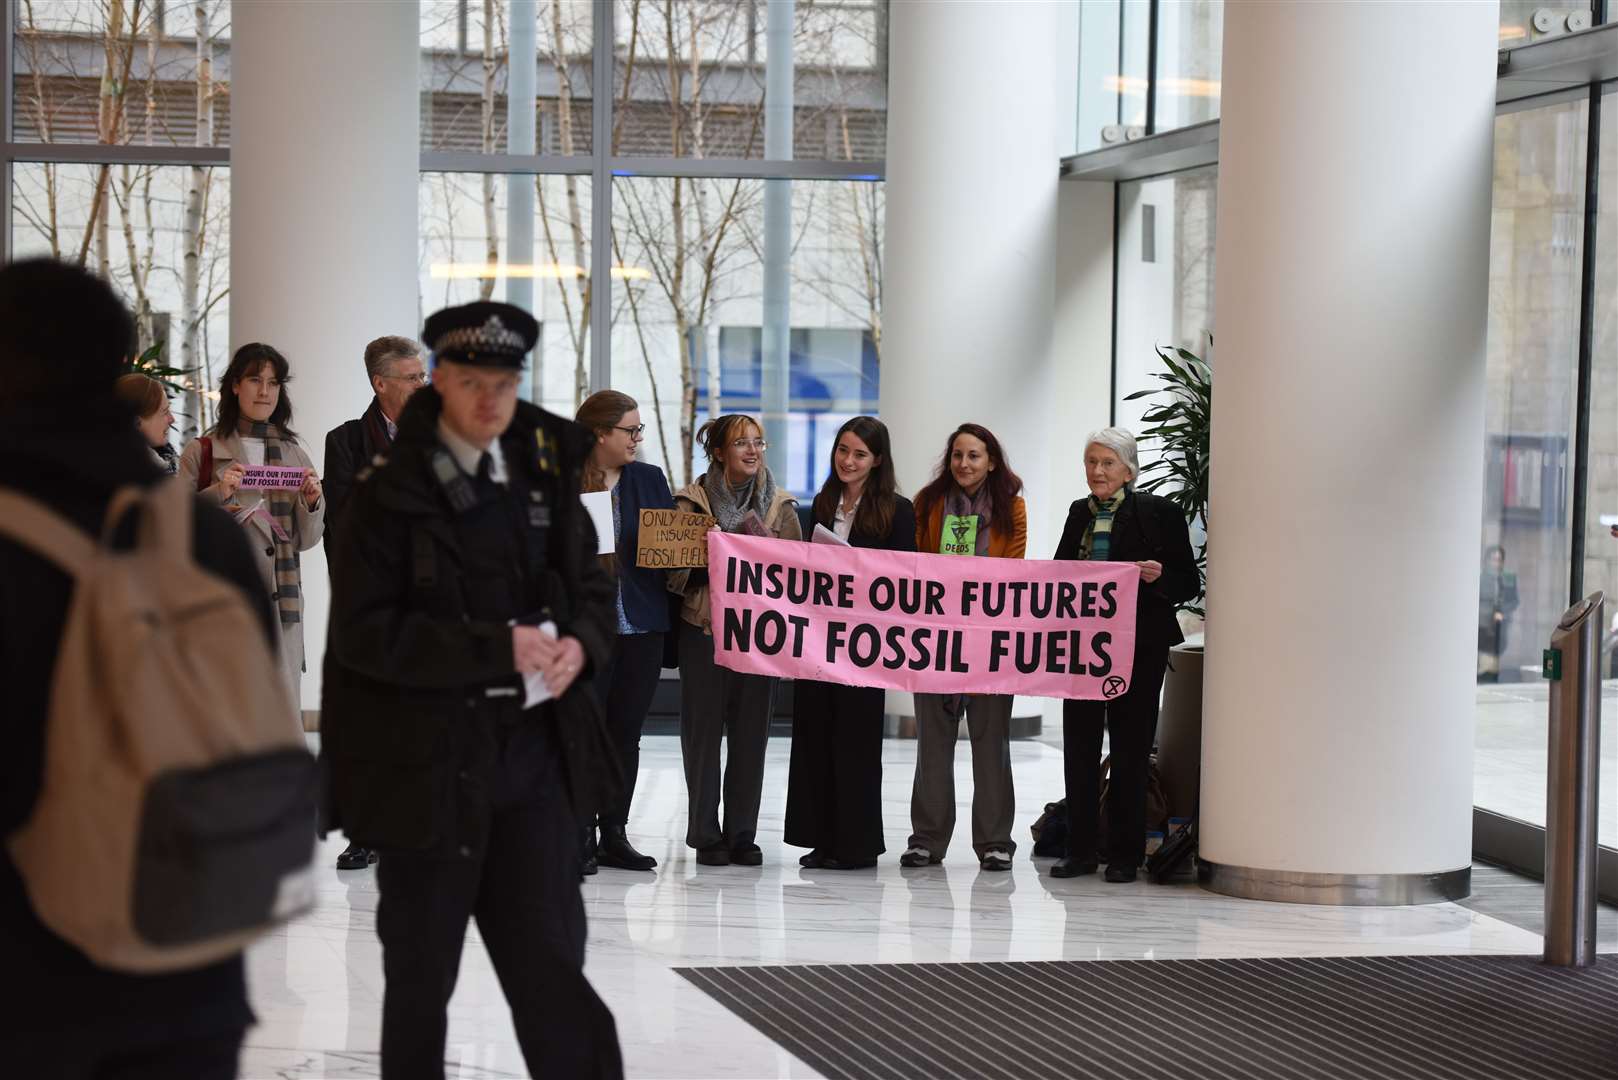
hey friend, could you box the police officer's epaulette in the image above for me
[535,429,559,478]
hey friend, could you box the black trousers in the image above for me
[596,631,666,828]
[784,679,886,860]
[376,717,622,1080]
[1063,645,1172,869]
[677,621,776,851]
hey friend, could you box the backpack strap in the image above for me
[97,479,193,560]
[197,436,214,492]
[0,490,97,580]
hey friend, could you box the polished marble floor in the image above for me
[242,736,1569,1080]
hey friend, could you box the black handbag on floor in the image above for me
[1146,818,1197,883]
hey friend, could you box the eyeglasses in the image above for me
[731,438,768,451]
[381,372,431,386]
[613,424,646,439]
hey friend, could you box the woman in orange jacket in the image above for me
[903,423,1026,871]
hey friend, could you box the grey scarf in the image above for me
[704,462,777,533]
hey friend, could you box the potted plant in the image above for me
[1123,338,1210,822]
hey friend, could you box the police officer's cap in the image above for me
[423,301,538,369]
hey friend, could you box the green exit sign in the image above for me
[1544,649,1563,681]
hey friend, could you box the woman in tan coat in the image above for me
[180,343,324,707]
[669,414,801,866]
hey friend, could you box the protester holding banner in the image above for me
[903,423,1028,872]
[669,414,802,866]
[785,417,916,870]
[179,342,324,705]
[577,389,673,874]
[113,371,178,476]
[1051,427,1198,883]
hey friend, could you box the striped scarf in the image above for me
[239,418,301,629]
[1080,488,1127,561]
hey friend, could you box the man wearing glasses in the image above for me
[323,334,428,871]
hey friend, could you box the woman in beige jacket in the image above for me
[180,343,324,707]
[669,414,801,866]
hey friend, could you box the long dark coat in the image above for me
[320,388,620,856]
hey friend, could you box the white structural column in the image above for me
[881,1,1059,727]
[881,0,1059,529]
[231,2,419,712]
[1200,2,1498,902]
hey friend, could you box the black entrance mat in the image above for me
[677,954,1618,1080]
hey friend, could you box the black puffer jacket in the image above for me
[321,388,620,855]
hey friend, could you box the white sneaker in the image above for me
[900,846,933,867]
[980,849,1013,871]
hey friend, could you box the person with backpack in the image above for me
[323,335,428,873]
[1049,427,1198,883]
[0,258,295,1078]
[903,423,1028,872]
[322,301,623,1080]
[179,343,325,709]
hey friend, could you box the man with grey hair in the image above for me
[323,334,426,871]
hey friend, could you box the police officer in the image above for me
[321,301,623,1080]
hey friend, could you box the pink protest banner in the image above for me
[708,531,1140,700]
[238,465,308,491]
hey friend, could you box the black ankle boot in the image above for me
[579,825,599,878]
[597,824,657,872]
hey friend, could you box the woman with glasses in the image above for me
[903,423,1027,872]
[669,414,801,866]
[785,416,914,870]
[575,390,673,874]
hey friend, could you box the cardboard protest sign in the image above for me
[636,509,717,568]
[708,531,1139,700]
[239,465,308,491]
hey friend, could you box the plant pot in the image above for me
[1155,642,1204,821]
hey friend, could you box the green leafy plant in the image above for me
[1123,337,1210,615]
[124,340,194,397]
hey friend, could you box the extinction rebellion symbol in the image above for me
[1101,676,1127,699]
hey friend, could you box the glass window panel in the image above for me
[1499,0,1593,45]
[421,0,594,155]
[419,172,593,414]
[1112,166,1217,436]
[612,0,886,161]
[1474,100,1587,832]
[11,161,231,442]
[610,176,882,495]
[1585,90,1618,848]
[1074,0,1149,155]
[13,0,231,146]
[1153,0,1221,132]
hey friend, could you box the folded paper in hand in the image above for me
[812,523,850,547]
[520,619,560,709]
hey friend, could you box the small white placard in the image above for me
[581,490,614,555]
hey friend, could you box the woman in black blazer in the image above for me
[578,390,676,873]
[785,416,916,869]
[1050,427,1199,882]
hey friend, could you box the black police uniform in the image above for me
[321,302,623,1080]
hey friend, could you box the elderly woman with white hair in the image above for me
[1049,426,1198,883]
